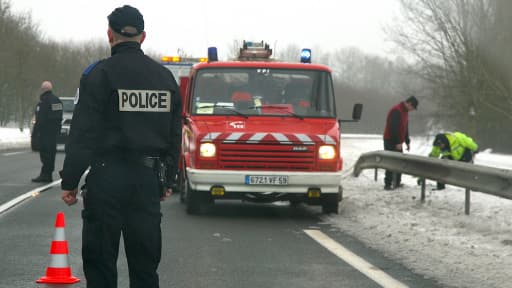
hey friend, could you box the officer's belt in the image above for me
[97,153,160,169]
[136,156,160,169]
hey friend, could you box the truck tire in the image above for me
[178,169,186,203]
[186,188,202,214]
[321,194,339,214]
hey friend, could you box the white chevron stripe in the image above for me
[295,133,314,144]
[224,132,244,143]
[247,133,267,143]
[271,133,291,144]
[318,134,336,145]
[201,132,221,142]
[202,132,338,145]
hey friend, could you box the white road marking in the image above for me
[304,229,409,288]
[0,179,61,214]
[2,151,27,156]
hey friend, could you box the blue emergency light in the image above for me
[300,48,312,63]
[208,47,218,62]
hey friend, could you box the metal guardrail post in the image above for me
[374,168,378,181]
[421,180,426,203]
[465,188,471,215]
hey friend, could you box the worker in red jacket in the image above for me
[383,95,418,190]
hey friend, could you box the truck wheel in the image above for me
[186,189,202,214]
[321,194,339,214]
[178,169,186,203]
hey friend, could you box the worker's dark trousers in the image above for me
[437,149,474,189]
[82,158,162,288]
[39,138,57,177]
[383,140,403,187]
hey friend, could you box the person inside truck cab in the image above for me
[194,75,227,103]
[231,91,253,110]
[282,80,312,112]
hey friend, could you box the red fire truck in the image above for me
[177,41,362,214]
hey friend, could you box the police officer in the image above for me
[60,5,181,288]
[31,81,63,183]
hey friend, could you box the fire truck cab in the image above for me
[177,41,362,214]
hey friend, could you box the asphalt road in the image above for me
[0,148,445,288]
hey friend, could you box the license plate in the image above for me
[245,175,289,185]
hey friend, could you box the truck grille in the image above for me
[218,143,315,171]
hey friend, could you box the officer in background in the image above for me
[31,81,63,183]
[60,5,181,288]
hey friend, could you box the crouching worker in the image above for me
[419,131,478,190]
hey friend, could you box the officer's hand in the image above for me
[61,189,78,206]
[406,143,411,151]
[160,188,172,201]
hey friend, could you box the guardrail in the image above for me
[352,151,512,214]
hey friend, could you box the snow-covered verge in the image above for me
[0,128,30,150]
[324,135,512,288]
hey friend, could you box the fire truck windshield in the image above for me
[192,68,336,118]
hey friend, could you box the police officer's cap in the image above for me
[108,5,144,37]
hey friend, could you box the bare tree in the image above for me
[388,0,512,151]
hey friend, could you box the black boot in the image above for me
[32,174,52,183]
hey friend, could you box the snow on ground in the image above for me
[325,134,512,288]
[2,128,512,287]
[0,127,30,150]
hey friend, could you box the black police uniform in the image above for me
[32,90,63,182]
[60,41,182,288]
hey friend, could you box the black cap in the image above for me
[108,5,144,37]
[405,95,418,110]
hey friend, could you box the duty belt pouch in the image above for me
[153,159,168,196]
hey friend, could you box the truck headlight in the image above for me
[200,142,216,157]
[318,145,336,160]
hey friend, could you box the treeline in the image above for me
[0,1,109,128]
[2,0,511,152]
[388,0,512,152]
[274,44,431,138]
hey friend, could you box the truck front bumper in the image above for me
[186,168,342,195]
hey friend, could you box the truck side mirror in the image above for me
[352,103,363,121]
[338,103,363,124]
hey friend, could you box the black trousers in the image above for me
[437,148,474,189]
[82,158,162,288]
[383,140,402,187]
[39,137,57,176]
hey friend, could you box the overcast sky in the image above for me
[9,0,400,58]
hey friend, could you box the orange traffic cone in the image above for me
[36,211,80,284]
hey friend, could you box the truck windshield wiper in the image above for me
[197,104,249,118]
